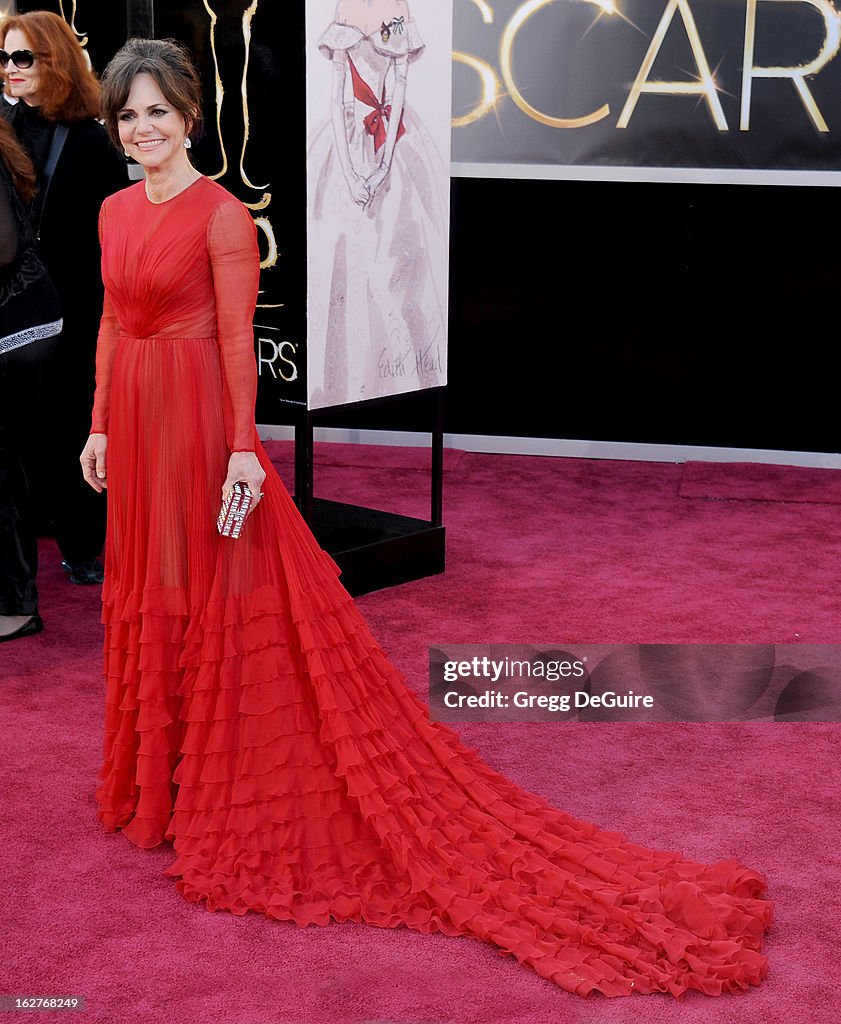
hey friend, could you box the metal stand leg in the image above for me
[431,389,444,528]
[294,415,314,524]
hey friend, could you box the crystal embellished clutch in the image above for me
[217,481,253,539]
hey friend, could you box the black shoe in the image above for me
[61,559,105,585]
[0,614,44,643]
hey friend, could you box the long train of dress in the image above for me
[92,176,772,999]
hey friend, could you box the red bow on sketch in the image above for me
[347,54,406,153]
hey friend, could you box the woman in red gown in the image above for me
[81,39,772,999]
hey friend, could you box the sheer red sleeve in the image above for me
[207,198,261,454]
[90,200,120,436]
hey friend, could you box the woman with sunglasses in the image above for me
[0,11,128,590]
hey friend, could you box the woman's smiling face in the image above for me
[117,72,191,171]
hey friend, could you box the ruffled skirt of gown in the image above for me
[94,335,772,999]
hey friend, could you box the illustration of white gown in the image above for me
[307,18,448,409]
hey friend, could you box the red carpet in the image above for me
[2,446,839,1023]
[679,460,841,504]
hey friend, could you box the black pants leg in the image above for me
[0,335,58,616]
[33,326,106,565]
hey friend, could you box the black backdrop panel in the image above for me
[152,0,308,415]
[317,175,838,454]
[443,176,838,453]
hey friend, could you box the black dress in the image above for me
[0,158,61,617]
[2,101,129,566]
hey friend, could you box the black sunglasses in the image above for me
[0,49,37,70]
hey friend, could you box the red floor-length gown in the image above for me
[91,176,772,999]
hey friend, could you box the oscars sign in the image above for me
[451,0,841,179]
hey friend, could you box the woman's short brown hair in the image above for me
[100,38,203,149]
[0,11,100,122]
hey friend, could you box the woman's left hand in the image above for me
[222,451,266,520]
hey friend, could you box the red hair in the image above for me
[0,116,36,203]
[0,11,100,122]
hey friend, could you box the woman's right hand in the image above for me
[80,433,108,492]
[346,172,370,206]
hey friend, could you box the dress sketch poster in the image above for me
[306,0,452,410]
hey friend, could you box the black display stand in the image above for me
[282,387,446,597]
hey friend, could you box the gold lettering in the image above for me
[617,0,728,130]
[256,339,297,382]
[254,216,280,274]
[58,1,88,47]
[741,0,841,131]
[257,337,278,378]
[239,0,269,189]
[202,0,228,179]
[468,0,495,22]
[452,52,502,127]
[244,194,272,212]
[452,1,498,126]
[276,341,298,382]
[500,0,612,129]
[202,1,272,189]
